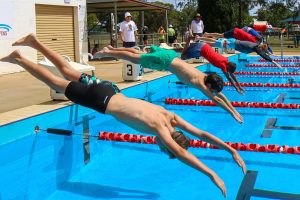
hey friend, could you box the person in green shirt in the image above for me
[168,24,176,44]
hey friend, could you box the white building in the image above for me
[0,0,88,75]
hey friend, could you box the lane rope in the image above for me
[35,128,300,154]
[224,82,300,88]
[164,98,300,109]
[259,59,300,62]
[234,71,300,76]
[98,132,300,154]
[246,64,300,68]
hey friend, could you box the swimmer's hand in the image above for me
[232,151,246,174]
[237,88,244,95]
[232,112,243,124]
[272,61,283,69]
[211,174,227,197]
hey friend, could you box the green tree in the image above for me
[196,0,273,32]
[87,13,99,33]
[257,2,293,27]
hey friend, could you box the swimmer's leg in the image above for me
[13,34,81,81]
[198,37,217,43]
[98,47,141,64]
[203,32,224,39]
[0,50,69,93]
[107,45,144,54]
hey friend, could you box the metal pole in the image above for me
[280,33,283,58]
[141,11,144,27]
[114,2,118,47]
[165,10,168,44]
[238,0,242,27]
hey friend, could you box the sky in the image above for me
[147,0,261,16]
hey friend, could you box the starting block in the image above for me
[122,60,143,81]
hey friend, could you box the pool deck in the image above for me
[0,52,298,126]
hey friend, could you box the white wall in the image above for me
[0,0,87,75]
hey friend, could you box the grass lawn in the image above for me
[268,35,300,52]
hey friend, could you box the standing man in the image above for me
[191,13,204,37]
[167,25,176,44]
[119,12,138,48]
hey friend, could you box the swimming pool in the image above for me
[0,54,299,200]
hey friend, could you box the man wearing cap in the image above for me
[119,12,138,48]
[191,13,204,37]
[167,25,176,44]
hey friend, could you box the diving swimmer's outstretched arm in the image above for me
[172,114,246,174]
[216,92,243,121]
[253,46,282,69]
[223,72,244,94]
[198,85,243,123]
[156,126,227,197]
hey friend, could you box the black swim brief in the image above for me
[65,73,120,114]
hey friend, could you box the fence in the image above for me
[88,32,185,52]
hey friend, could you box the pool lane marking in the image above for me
[236,170,257,200]
[252,189,300,200]
[261,94,284,138]
[236,170,300,200]
[75,115,96,164]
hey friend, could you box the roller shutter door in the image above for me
[36,5,75,61]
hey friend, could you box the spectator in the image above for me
[119,12,138,47]
[167,24,176,44]
[142,26,149,45]
[184,27,191,41]
[91,44,99,55]
[174,28,178,43]
[157,26,166,43]
[191,13,204,37]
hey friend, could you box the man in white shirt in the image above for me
[190,13,204,37]
[119,12,138,47]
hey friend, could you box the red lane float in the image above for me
[164,98,300,109]
[224,82,300,88]
[259,59,300,62]
[98,132,300,155]
[246,64,300,68]
[234,71,300,76]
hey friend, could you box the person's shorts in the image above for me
[224,29,234,39]
[168,36,176,43]
[123,42,136,48]
[65,73,120,114]
[193,33,203,37]
[140,46,178,71]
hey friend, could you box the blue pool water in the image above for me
[0,54,300,200]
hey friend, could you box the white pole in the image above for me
[165,10,168,44]
[280,33,283,58]
[114,2,118,47]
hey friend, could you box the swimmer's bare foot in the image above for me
[0,50,22,63]
[107,45,114,50]
[100,47,110,54]
[94,47,110,58]
[12,33,37,47]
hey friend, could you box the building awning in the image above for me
[87,0,172,13]
[281,16,300,23]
